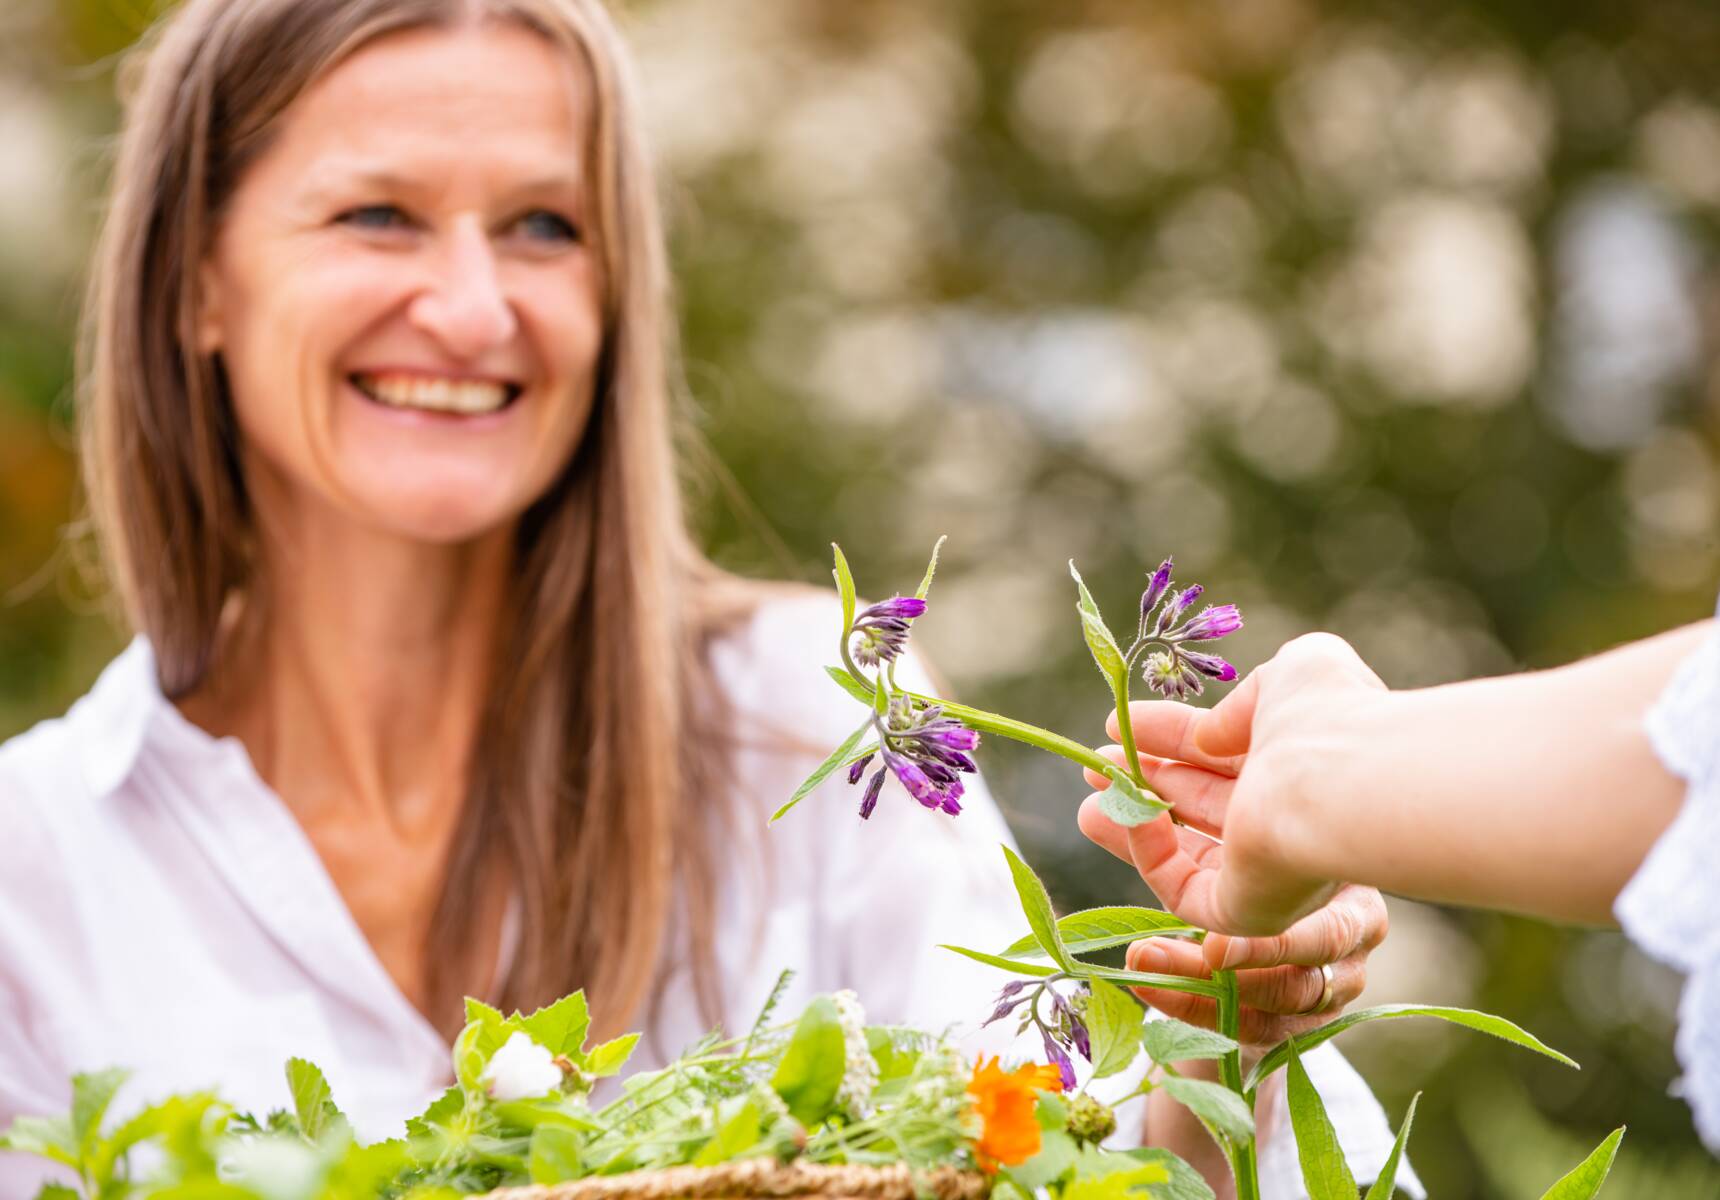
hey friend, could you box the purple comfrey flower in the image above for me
[984,980,1032,1027]
[1142,650,1205,701]
[1040,1026,1077,1092]
[850,596,928,667]
[1138,558,1174,628]
[1181,649,1237,682]
[846,752,874,786]
[1048,988,1091,1062]
[1174,604,1243,644]
[857,767,886,819]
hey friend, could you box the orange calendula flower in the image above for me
[967,1055,1065,1169]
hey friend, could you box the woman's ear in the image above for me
[195,258,225,353]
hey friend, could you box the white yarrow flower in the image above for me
[831,989,879,1120]
[482,1031,562,1101]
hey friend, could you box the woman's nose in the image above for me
[407,218,518,357]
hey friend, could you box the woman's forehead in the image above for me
[272,21,594,183]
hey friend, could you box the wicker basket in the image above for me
[483,1161,990,1200]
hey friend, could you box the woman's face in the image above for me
[199,21,604,545]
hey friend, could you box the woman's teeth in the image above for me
[353,373,515,414]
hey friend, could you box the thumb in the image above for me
[1194,665,1260,758]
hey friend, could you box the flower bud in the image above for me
[1066,1094,1117,1145]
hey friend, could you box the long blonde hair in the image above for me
[83,0,753,1037]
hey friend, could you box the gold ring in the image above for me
[1307,964,1336,1015]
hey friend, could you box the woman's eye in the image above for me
[337,204,411,231]
[514,210,581,243]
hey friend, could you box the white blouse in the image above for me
[0,594,1412,1197]
[1618,616,1720,1152]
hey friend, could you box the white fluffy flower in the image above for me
[831,989,879,1120]
[481,1031,563,1101]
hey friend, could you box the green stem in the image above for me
[834,664,1150,784]
[1216,971,1259,1200]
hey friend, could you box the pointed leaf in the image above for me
[1001,906,1198,960]
[1247,1005,1577,1090]
[1074,966,1224,999]
[693,1100,762,1167]
[1002,845,1074,970]
[71,1068,128,1149]
[1363,1092,1420,1200]
[826,665,874,705]
[32,1186,80,1200]
[940,943,1059,977]
[1160,1077,1253,1144]
[285,1058,342,1141]
[1539,1127,1625,1200]
[1097,766,1170,828]
[1287,1043,1356,1200]
[916,535,948,601]
[1142,1019,1238,1065]
[1070,562,1126,687]
[0,1116,78,1170]
[832,544,857,635]
[1084,979,1147,1079]
[586,1033,640,1078]
[772,718,874,822]
[518,991,591,1059]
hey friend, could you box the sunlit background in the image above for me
[4,0,1720,1193]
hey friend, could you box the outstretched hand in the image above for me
[1078,634,1391,1044]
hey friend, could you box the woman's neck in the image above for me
[180,504,514,837]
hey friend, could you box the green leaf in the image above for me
[1074,966,1225,999]
[1539,1127,1626,1200]
[32,1185,80,1200]
[1363,1092,1420,1200]
[529,1123,584,1184]
[586,1033,640,1078]
[1084,979,1147,1079]
[0,1115,78,1170]
[285,1057,342,1141]
[940,943,1060,977]
[1141,1019,1238,1065]
[825,665,874,705]
[1070,561,1127,688]
[692,1099,762,1167]
[1160,1077,1253,1144]
[1106,1148,1217,1200]
[915,535,948,601]
[1003,845,1074,971]
[832,543,857,636]
[1006,1128,1080,1190]
[1061,1163,1172,1200]
[1247,1004,1577,1090]
[71,1068,128,1152]
[771,718,874,822]
[1001,906,1197,960]
[873,665,890,715]
[770,996,846,1125]
[518,991,591,1059]
[1097,765,1170,828]
[1286,1043,1356,1200]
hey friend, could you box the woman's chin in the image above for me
[337,475,531,546]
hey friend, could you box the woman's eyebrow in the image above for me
[295,161,584,207]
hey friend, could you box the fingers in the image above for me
[1076,798,1229,929]
[1127,936,1370,1048]
[1081,745,1232,838]
[1201,885,1388,972]
[1105,701,1245,776]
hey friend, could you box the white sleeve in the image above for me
[1615,618,1720,1153]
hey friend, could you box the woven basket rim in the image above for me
[481,1159,990,1200]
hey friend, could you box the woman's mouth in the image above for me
[349,371,522,415]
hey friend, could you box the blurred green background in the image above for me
[4,0,1720,1193]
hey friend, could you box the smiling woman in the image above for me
[0,1,1409,1197]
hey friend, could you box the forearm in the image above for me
[1285,621,1710,924]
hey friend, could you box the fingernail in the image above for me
[1131,940,1170,973]
[1219,938,1251,971]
